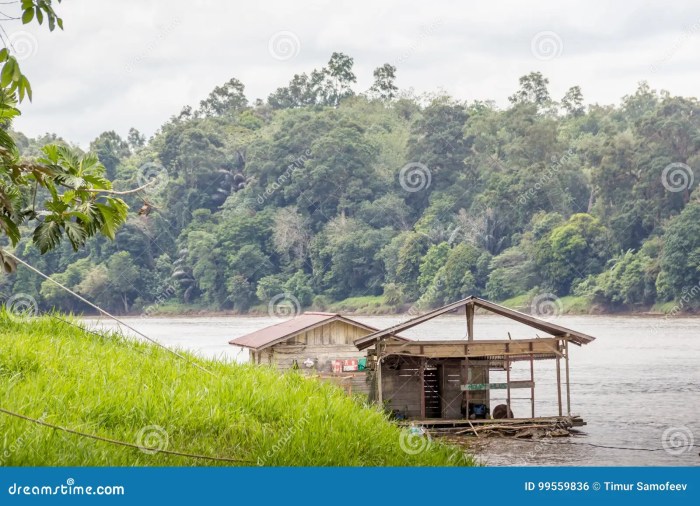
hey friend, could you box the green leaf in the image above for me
[22,8,34,24]
[12,61,21,82]
[56,174,86,189]
[0,215,21,245]
[20,75,32,102]
[95,203,117,240]
[1,60,16,87]
[57,17,63,30]
[63,221,88,251]
[33,220,63,254]
[0,48,8,62]
[36,7,43,24]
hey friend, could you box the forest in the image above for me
[3,52,700,316]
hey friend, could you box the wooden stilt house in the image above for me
[229,312,408,395]
[355,296,595,426]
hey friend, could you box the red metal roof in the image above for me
[229,312,380,351]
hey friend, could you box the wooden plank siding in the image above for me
[382,337,562,360]
[251,320,373,396]
[380,356,489,420]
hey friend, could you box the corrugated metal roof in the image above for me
[229,312,380,351]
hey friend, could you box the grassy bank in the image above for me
[499,294,594,314]
[124,293,691,318]
[0,311,471,466]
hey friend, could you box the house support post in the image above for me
[376,340,383,406]
[466,302,474,341]
[505,343,511,416]
[464,355,469,420]
[529,342,535,418]
[556,341,563,416]
[419,357,426,419]
[565,338,571,415]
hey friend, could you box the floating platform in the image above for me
[401,416,586,438]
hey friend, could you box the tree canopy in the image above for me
[3,40,699,314]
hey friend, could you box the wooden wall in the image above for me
[381,356,423,418]
[249,320,373,395]
[288,320,370,346]
[380,356,490,420]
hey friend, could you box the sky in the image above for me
[4,0,700,147]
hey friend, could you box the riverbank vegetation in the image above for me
[3,54,700,316]
[0,311,470,466]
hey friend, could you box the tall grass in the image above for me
[0,311,473,466]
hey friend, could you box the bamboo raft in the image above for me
[401,415,585,439]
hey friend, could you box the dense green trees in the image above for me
[3,52,700,314]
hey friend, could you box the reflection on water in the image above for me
[83,314,700,466]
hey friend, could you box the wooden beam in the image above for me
[556,352,562,417]
[529,342,535,419]
[506,364,511,415]
[466,302,474,341]
[565,338,571,415]
[382,337,563,359]
[376,341,383,405]
[464,356,469,420]
[461,381,534,391]
[419,357,426,419]
[355,296,475,349]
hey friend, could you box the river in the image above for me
[82,314,700,467]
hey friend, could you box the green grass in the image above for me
[0,311,472,466]
[558,295,592,314]
[499,294,593,314]
[651,301,682,314]
[498,294,530,311]
[327,295,396,315]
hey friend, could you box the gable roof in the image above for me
[229,312,389,351]
[354,295,596,350]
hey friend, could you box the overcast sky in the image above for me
[5,0,700,147]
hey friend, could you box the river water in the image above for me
[82,314,700,467]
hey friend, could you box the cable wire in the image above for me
[3,250,214,375]
[0,407,253,465]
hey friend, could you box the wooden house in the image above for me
[355,296,595,427]
[229,312,407,395]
